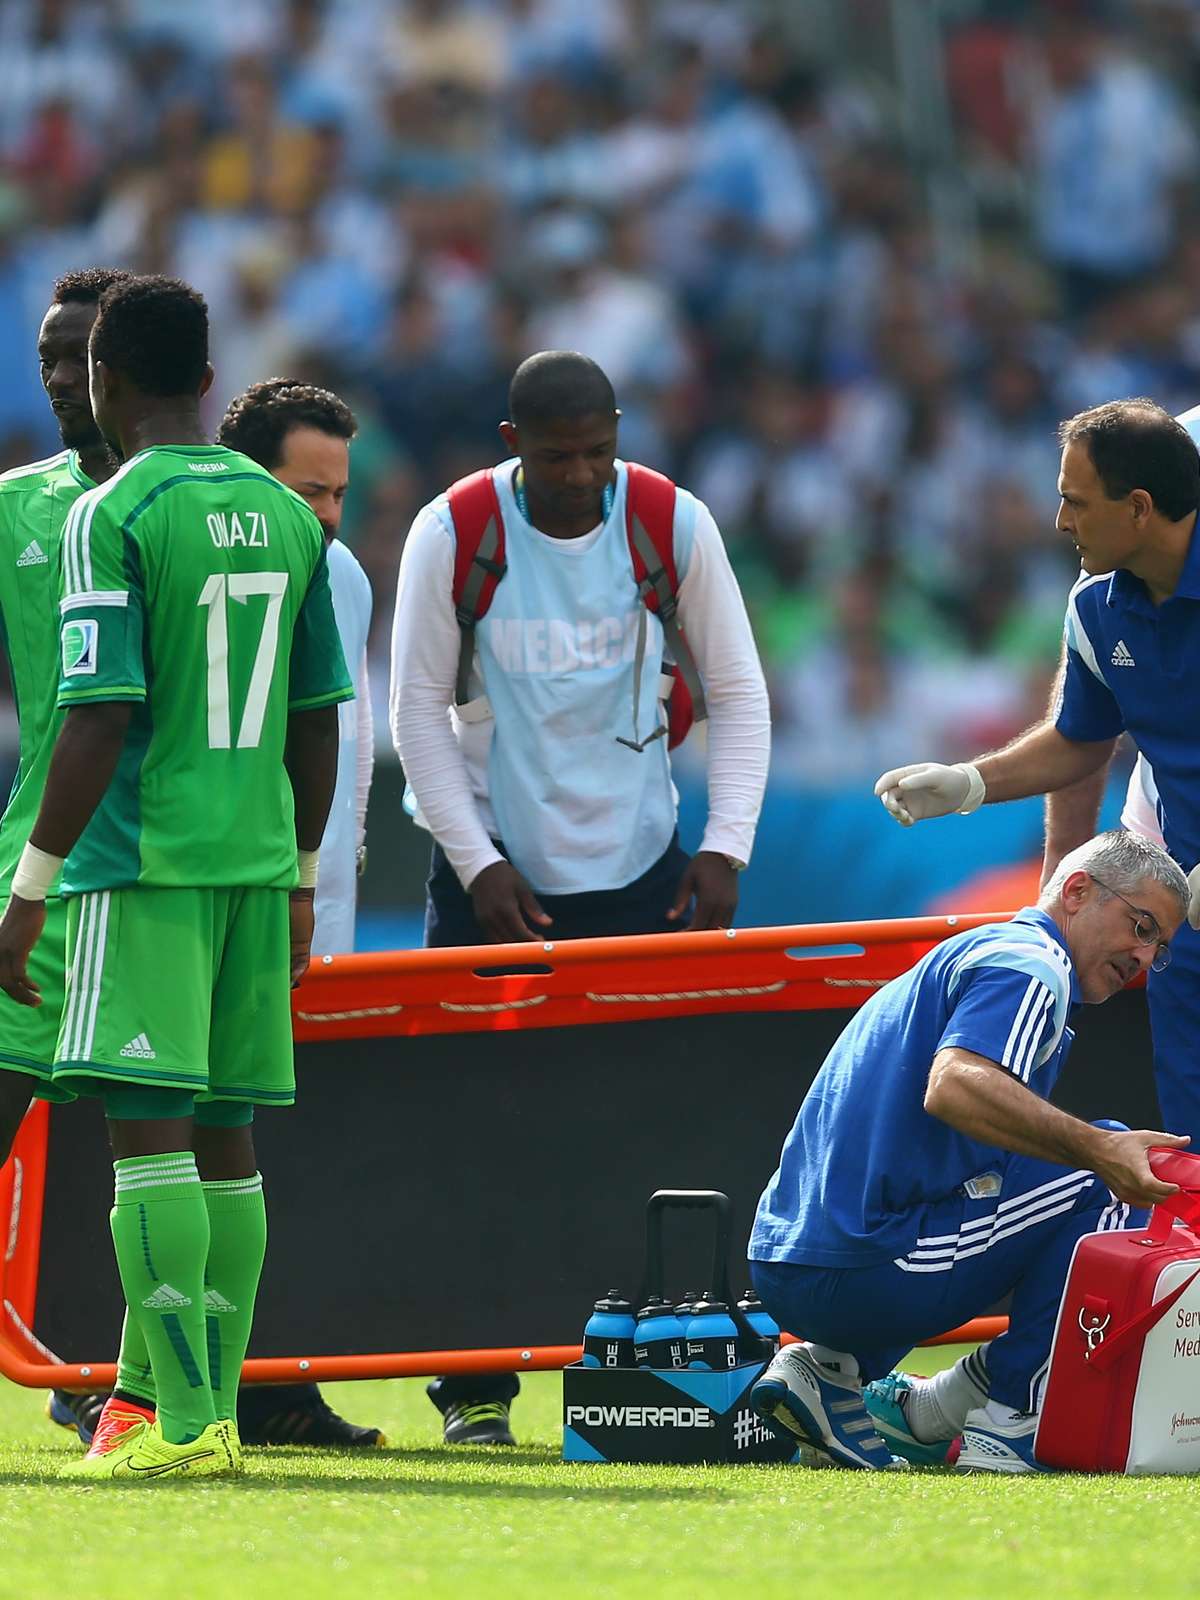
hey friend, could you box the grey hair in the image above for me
[1041,829,1189,919]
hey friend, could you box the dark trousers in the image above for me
[424,832,692,948]
[425,831,691,1408]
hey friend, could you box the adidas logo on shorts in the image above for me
[119,1032,156,1059]
[204,1289,237,1314]
[142,1283,191,1310]
[16,539,47,567]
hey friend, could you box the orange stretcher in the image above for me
[0,914,1009,1387]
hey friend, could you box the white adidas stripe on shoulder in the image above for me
[62,455,144,597]
[0,450,69,484]
[1064,570,1110,685]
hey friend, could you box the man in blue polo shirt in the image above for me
[749,831,1188,1473]
[875,399,1200,1151]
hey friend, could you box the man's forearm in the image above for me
[29,702,133,859]
[925,1047,1110,1171]
[974,720,1115,803]
[1041,764,1110,887]
[286,705,340,853]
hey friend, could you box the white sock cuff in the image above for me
[113,1152,199,1195]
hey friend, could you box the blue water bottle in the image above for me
[581,1291,637,1369]
[633,1297,687,1369]
[685,1294,741,1370]
[737,1289,781,1360]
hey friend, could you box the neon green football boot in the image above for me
[60,1417,240,1481]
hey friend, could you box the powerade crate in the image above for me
[562,1190,797,1465]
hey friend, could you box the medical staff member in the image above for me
[749,832,1188,1473]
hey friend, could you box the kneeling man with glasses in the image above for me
[748,832,1188,1474]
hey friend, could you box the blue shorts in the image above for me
[751,1133,1142,1410]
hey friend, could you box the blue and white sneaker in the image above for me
[750,1344,906,1470]
[956,1404,1051,1474]
[863,1372,956,1467]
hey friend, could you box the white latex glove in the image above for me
[1188,863,1200,930]
[874,762,987,827]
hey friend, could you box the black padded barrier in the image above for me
[33,988,1159,1362]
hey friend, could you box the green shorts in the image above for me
[52,885,295,1106]
[0,895,74,1102]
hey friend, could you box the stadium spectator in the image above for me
[0,1,1195,792]
[390,349,770,1442]
[749,830,1189,1472]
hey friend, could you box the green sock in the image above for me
[201,1174,267,1422]
[113,1310,155,1408]
[109,1152,215,1444]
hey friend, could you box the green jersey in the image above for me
[57,443,352,894]
[0,448,96,899]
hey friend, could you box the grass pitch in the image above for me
[0,1349,1195,1600]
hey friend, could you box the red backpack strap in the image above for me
[446,468,506,706]
[624,462,707,740]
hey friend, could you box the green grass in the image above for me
[0,1350,1195,1600]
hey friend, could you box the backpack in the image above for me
[445,463,706,750]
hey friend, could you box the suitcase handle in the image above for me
[1147,1148,1200,1241]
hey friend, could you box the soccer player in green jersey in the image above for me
[0,276,352,1481]
[0,270,130,1169]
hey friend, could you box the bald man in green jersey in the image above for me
[0,270,129,1159]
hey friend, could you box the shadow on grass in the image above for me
[0,1470,727,1502]
[0,1444,736,1500]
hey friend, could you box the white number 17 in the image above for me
[197,571,289,749]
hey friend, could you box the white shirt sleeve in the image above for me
[676,500,771,865]
[355,646,373,850]
[388,504,504,889]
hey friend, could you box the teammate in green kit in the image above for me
[0,276,352,1482]
[0,270,129,1162]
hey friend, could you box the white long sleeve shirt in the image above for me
[314,537,374,955]
[389,458,770,893]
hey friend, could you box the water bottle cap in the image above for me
[593,1294,634,1314]
[687,1298,728,1317]
[737,1291,763,1311]
[636,1297,675,1320]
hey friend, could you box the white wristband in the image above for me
[955,763,987,815]
[12,843,64,902]
[296,848,320,890]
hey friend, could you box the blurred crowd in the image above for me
[1,0,1199,781]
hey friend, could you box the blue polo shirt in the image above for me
[749,909,1080,1268]
[1057,518,1200,869]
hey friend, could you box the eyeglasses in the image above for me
[1089,875,1172,972]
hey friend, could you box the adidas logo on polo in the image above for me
[16,540,47,567]
[119,1032,156,1059]
[1111,640,1136,667]
[204,1289,237,1314]
[142,1283,191,1310]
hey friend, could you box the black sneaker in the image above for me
[237,1382,388,1447]
[46,1389,107,1446]
[438,1397,516,1447]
